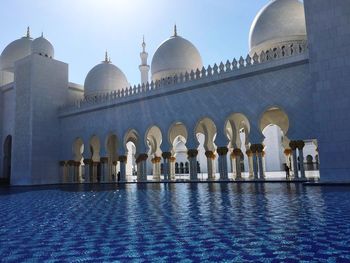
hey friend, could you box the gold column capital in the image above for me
[187,149,198,158]
[217,147,228,156]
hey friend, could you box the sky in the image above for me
[0,0,267,86]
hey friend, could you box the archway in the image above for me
[106,134,119,182]
[168,122,188,180]
[195,117,217,180]
[72,137,84,182]
[124,129,139,181]
[145,126,162,181]
[260,107,290,178]
[89,135,101,182]
[225,113,251,180]
[2,135,12,182]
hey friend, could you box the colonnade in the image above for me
[60,139,308,183]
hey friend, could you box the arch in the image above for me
[124,129,140,152]
[145,125,162,157]
[72,137,84,162]
[89,135,101,162]
[259,107,290,173]
[168,122,188,151]
[259,107,289,135]
[225,113,251,149]
[195,117,217,152]
[2,135,12,180]
[106,134,119,162]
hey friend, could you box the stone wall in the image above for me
[305,0,350,182]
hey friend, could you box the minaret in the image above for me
[139,36,150,84]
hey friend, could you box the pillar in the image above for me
[187,149,198,181]
[136,153,148,182]
[233,149,243,180]
[118,155,127,182]
[230,152,236,179]
[67,160,76,183]
[246,150,254,179]
[250,145,259,180]
[289,141,299,179]
[152,156,161,181]
[256,144,265,180]
[162,152,172,181]
[59,161,67,183]
[112,161,118,182]
[217,147,229,180]
[296,140,306,179]
[170,157,176,181]
[75,161,82,183]
[92,162,99,183]
[83,159,92,183]
[205,151,216,180]
[100,157,109,183]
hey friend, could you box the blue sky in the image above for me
[0,0,267,85]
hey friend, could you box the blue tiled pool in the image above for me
[0,183,349,262]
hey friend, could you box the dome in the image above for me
[84,56,129,96]
[249,0,307,55]
[151,28,203,81]
[1,35,32,72]
[32,35,54,58]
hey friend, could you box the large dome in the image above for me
[84,57,129,96]
[151,29,203,81]
[1,35,32,72]
[32,35,54,58]
[249,0,307,55]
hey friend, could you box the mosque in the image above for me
[1,0,349,185]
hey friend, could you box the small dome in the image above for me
[151,28,203,81]
[249,0,307,55]
[1,35,32,72]
[84,57,129,96]
[32,35,54,58]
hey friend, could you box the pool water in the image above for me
[0,183,349,262]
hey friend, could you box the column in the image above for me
[136,153,148,182]
[250,145,259,180]
[284,149,292,179]
[59,161,67,183]
[233,149,243,180]
[296,140,306,179]
[256,144,265,180]
[100,157,109,183]
[118,155,127,182]
[246,150,254,179]
[67,160,75,183]
[187,149,198,181]
[112,161,118,182]
[205,151,216,180]
[289,141,299,179]
[217,147,229,180]
[169,157,176,181]
[83,159,92,183]
[75,161,82,183]
[152,156,161,181]
[230,152,236,179]
[92,161,99,183]
[162,152,172,181]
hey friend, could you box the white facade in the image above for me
[1,0,348,185]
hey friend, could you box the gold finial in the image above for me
[174,24,177,37]
[104,51,109,63]
[26,26,31,38]
[142,35,146,52]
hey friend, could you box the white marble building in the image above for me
[0,0,348,185]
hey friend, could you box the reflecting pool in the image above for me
[0,183,349,262]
